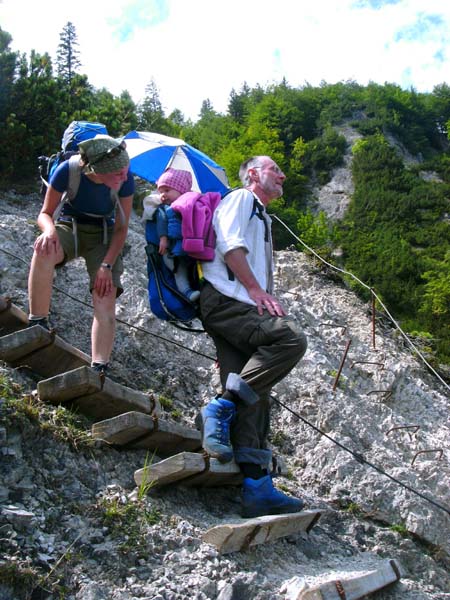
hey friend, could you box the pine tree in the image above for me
[0,28,18,121]
[56,21,81,86]
[138,79,168,133]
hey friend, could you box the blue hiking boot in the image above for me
[242,474,305,518]
[201,398,236,463]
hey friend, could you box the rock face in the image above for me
[313,125,362,220]
[0,190,449,599]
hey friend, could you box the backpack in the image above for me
[143,194,200,327]
[38,120,108,198]
[142,188,265,329]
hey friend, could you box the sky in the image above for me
[1,0,450,122]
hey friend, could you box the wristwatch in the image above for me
[101,262,112,270]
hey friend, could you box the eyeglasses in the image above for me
[89,141,126,166]
[253,164,284,176]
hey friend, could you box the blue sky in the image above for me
[1,0,449,121]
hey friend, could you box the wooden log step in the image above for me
[91,411,201,454]
[0,296,28,336]
[297,558,402,600]
[38,366,157,420]
[0,325,89,377]
[202,510,322,554]
[134,451,244,489]
[134,450,290,489]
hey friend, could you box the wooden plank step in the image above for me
[134,451,290,489]
[0,296,28,336]
[297,559,402,600]
[38,366,156,420]
[202,510,322,554]
[134,451,243,488]
[0,325,89,377]
[91,411,201,454]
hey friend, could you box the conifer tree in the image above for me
[138,79,169,133]
[0,28,18,121]
[56,21,81,86]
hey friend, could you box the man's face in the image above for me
[253,159,286,201]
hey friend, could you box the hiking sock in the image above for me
[28,315,50,329]
[91,362,109,374]
[239,463,268,480]
[221,390,238,403]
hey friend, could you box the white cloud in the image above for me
[1,0,449,121]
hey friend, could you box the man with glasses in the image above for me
[27,135,134,375]
[199,155,308,518]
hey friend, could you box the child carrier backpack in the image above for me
[143,194,201,329]
[38,120,108,197]
[142,188,264,330]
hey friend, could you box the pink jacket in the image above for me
[171,191,222,260]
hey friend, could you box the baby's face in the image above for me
[157,185,181,205]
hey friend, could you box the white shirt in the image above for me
[201,188,274,305]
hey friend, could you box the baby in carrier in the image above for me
[154,168,200,302]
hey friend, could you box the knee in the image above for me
[31,251,59,270]
[283,318,307,359]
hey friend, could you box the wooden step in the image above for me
[91,411,201,454]
[38,366,157,420]
[297,559,402,600]
[0,325,89,377]
[0,296,28,336]
[203,510,322,554]
[134,451,244,488]
[134,450,290,489]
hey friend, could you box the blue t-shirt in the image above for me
[50,160,135,225]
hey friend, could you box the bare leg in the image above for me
[28,248,64,317]
[91,289,117,364]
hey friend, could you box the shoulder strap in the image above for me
[250,193,269,242]
[52,155,82,222]
[66,154,82,200]
[112,189,125,224]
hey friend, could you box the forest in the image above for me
[0,23,449,370]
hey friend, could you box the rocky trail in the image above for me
[0,190,449,599]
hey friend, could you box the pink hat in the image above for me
[157,168,192,194]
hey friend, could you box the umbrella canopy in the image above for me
[123,130,230,194]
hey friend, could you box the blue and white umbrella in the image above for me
[123,130,230,194]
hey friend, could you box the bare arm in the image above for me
[33,186,64,256]
[224,247,285,317]
[93,195,133,298]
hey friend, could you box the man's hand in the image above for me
[248,288,286,317]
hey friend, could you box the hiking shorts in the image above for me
[55,222,124,296]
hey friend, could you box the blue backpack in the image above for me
[142,188,265,329]
[38,121,108,197]
[144,207,200,327]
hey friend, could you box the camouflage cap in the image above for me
[79,134,130,174]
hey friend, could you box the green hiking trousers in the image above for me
[199,282,307,457]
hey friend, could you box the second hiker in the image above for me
[199,155,308,518]
[27,135,135,375]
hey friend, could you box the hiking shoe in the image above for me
[201,397,236,463]
[28,317,50,330]
[91,362,109,375]
[242,474,305,518]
